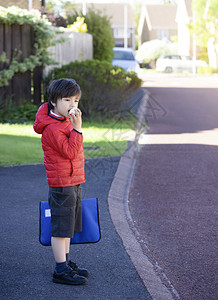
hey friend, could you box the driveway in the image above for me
[0,157,151,300]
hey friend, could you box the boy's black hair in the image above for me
[48,78,81,108]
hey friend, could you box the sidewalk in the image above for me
[0,159,151,300]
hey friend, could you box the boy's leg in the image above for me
[65,237,89,278]
[51,236,87,285]
[65,238,71,263]
[51,236,67,263]
[66,238,89,277]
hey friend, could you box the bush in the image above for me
[0,100,38,123]
[67,8,114,62]
[198,47,209,64]
[0,6,60,88]
[197,66,218,74]
[136,39,177,64]
[44,59,142,117]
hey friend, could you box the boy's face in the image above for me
[51,95,80,118]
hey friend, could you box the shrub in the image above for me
[0,100,38,123]
[136,39,177,64]
[198,47,209,64]
[67,8,114,62]
[44,59,142,118]
[197,66,218,74]
[0,6,60,87]
[67,17,87,33]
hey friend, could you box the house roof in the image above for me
[74,3,135,27]
[145,4,178,30]
[175,0,192,24]
[138,4,177,35]
[184,0,192,17]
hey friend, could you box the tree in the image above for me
[45,1,55,14]
[67,8,114,62]
[190,0,218,67]
[62,1,78,16]
[136,39,177,65]
[192,0,218,47]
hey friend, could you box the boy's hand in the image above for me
[70,109,82,132]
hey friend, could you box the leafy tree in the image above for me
[67,7,114,62]
[45,0,55,14]
[136,39,177,64]
[67,17,87,33]
[192,0,218,47]
[62,1,78,16]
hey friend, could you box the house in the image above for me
[175,0,192,56]
[0,0,41,10]
[1,1,136,50]
[73,3,136,50]
[138,4,178,47]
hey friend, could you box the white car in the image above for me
[112,47,140,73]
[156,54,207,73]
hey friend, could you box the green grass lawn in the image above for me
[0,120,136,166]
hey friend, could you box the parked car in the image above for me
[156,54,207,73]
[112,47,140,73]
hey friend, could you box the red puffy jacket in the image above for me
[33,103,85,187]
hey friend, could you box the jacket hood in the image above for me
[33,102,66,134]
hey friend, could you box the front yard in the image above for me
[0,119,135,166]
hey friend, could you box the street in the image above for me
[128,74,218,300]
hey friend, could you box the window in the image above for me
[113,50,135,61]
[181,56,191,60]
[114,28,130,38]
[170,55,181,60]
[157,29,169,40]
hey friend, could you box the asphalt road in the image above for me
[128,75,218,300]
[0,157,151,300]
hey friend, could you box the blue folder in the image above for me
[39,198,101,246]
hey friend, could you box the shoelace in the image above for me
[69,261,79,270]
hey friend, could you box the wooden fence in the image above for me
[44,32,93,77]
[0,24,93,106]
[0,23,42,105]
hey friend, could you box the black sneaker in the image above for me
[68,260,89,278]
[53,266,87,285]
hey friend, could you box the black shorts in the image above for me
[48,185,82,238]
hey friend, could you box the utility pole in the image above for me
[192,10,197,75]
[28,0,32,10]
[82,0,87,15]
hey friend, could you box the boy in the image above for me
[34,78,88,285]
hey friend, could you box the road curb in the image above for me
[108,90,174,300]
